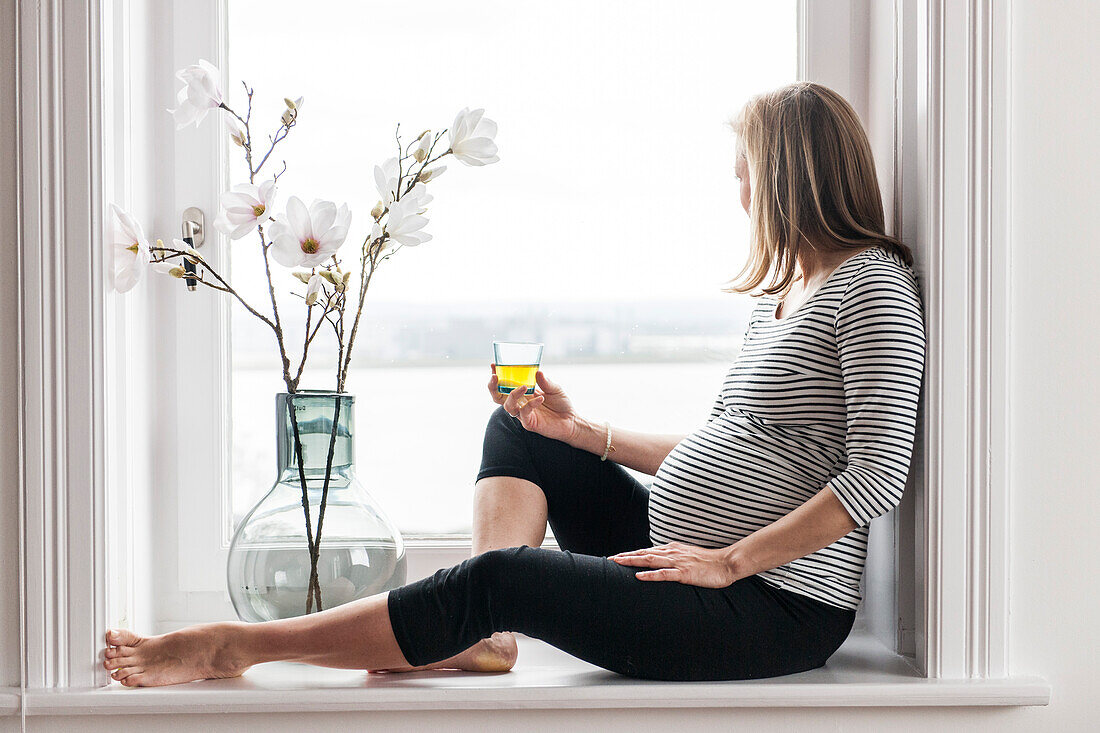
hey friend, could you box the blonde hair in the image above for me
[725,82,913,298]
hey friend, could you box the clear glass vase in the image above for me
[227,391,407,622]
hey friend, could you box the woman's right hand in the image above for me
[488,365,580,444]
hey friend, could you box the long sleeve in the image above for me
[826,261,926,528]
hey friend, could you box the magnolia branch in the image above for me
[150,245,274,330]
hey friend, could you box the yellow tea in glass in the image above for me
[493,341,543,395]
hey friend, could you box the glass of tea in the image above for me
[492,341,543,395]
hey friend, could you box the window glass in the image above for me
[227,0,796,534]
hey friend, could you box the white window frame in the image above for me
[12,0,1039,702]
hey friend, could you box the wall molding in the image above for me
[16,0,109,689]
[910,0,1012,679]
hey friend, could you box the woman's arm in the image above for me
[723,485,857,580]
[566,418,684,477]
[495,368,686,476]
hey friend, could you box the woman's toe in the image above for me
[104,656,132,671]
[111,666,142,682]
[106,628,143,647]
[105,645,135,659]
[119,673,145,687]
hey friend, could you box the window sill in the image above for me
[16,631,1049,717]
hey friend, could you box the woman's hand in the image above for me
[488,366,580,444]
[609,541,741,588]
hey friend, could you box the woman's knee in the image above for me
[463,546,547,616]
[485,405,566,457]
[487,404,522,434]
[465,545,530,587]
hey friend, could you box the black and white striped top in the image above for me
[648,245,926,611]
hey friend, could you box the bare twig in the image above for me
[401,130,449,198]
[307,396,343,611]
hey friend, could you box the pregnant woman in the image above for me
[102,81,926,686]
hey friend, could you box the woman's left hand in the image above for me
[609,542,742,588]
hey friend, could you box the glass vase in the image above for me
[227,391,407,622]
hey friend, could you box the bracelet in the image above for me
[600,421,613,462]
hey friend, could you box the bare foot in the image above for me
[369,631,518,674]
[103,625,253,687]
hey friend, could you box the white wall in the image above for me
[0,0,22,692]
[4,0,1100,728]
[1002,0,1100,725]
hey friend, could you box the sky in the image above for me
[223,0,799,531]
[225,0,796,306]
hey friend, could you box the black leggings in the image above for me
[386,406,856,681]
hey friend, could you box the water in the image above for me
[228,542,407,622]
[232,361,732,535]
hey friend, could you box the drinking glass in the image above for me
[492,341,543,395]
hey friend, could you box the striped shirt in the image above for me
[648,245,926,611]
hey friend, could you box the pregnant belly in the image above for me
[648,419,841,547]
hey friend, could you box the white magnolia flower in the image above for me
[169,237,203,263]
[225,115,247,147]
[214,180,277,240]
[403,182,433,213]
[412,131,432,162]
[151,238,198,279]
[383,195,431,247]
[305,273,324,305]
[174,238,203,263]
[109,203,150,293]
[168,59,224,129]
[269,196,352,268]
[418,164,446,183]
[369,222,383,244]
[373,157,400,205]
[281,96,304,126]
[448,108,500,166]
[152,260,185,279]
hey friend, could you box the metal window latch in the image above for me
[181,207,205,292]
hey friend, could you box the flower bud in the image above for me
[281,109,294,126]
[292,271,312,284]
[342,270,352,285]
[169,266,185,279]
[412,132,432,163]
[284,97,297,110]
[319,270,339,285]
[371,201,385,220]
[225,117,247,147]
[305,272,323,305]
[418,166,444,182]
